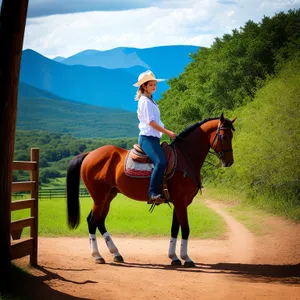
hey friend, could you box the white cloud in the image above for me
[22,0,300,58]
[228,10,235,17]
[258,0,300,12]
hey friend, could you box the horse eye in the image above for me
[221,135,227,140]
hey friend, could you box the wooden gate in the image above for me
[10,148,39,266]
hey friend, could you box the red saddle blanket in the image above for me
[124,142,176,178]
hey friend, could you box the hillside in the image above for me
[17,82,138,138]
[212,53,300,220]
[156,10,300,220]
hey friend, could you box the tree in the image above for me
[0,0,29,292]
[160,10,300,132]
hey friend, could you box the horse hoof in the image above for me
[113,255,124,263]
[95,258,105,264]
[171,259,182,266]
[184,261,195,268]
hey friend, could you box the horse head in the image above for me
[209,113,236,167]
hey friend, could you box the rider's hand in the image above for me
[168,131,177,140]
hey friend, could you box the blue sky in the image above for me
[12,0,300,58]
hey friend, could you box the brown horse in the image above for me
[66,113,236,267]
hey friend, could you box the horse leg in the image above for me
[87,211,105,264]
[175,204,195,267]
[94,188,123,263]
[97,195,124,263]
[85,183,112,264]
[97,215,124,263]
[168,209,182,265]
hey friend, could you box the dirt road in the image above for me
[14,200,300,300]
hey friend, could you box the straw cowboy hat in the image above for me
[133,70,165,87]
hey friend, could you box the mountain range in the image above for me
[20,45,199,112]
[18,45,199,137]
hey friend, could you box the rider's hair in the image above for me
[135,82,152,100]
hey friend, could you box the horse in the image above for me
[66,113,236,267]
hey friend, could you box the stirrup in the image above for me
[147,194,166,204]
[162,188,170,201]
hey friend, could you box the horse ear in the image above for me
[220,112,225,123]
[231,116,237,124]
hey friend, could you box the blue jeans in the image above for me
[138,135,167,197]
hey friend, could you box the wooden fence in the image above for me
[11,148,39,266]
[39,187,90,200]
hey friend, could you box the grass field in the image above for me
[202,186,283,235]
[11,194,226,239]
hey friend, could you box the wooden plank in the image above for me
[0,0,30,280]
[11,217,34,231]
[11,199,35,211]
[10,238,34,260]
[30,148,39,266]
[13,161,37,171]
[12,181,35,192]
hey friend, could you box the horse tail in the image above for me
[66,152,89,229]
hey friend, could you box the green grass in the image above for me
[202,186,278,235]
[11,194,226,239]
[223,204,270,236]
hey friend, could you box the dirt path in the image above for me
[14,200,300,300]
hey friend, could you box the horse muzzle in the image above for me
[222,160,234,167]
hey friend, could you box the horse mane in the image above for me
[177,118,218,138]
[176,117,235,139]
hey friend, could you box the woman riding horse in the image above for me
[66,113,236,267]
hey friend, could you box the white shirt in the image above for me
[137,94,164,138]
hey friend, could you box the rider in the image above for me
[133,70,177,203]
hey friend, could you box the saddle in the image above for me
[128,141,177,201]
[130,142,176,176]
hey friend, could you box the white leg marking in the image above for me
[103,232,121,257]
[168,237,180,261]
[180,239,192,262]
[89,234,103,259]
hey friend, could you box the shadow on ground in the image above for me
[2,264,93,300]
[107,261,300,284]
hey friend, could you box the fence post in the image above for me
[30,148,39,266]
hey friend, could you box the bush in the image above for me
[206,53,300,219]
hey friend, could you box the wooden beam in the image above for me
[0,0,29,290]
[11,199,35,211]
[11,217,34,232]
[12,181,35,192]
[10,238,34,260]
[30,148,39,266]
[13,161,37,171]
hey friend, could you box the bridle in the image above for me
[171,122,234,189]
[209,124,233,158]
